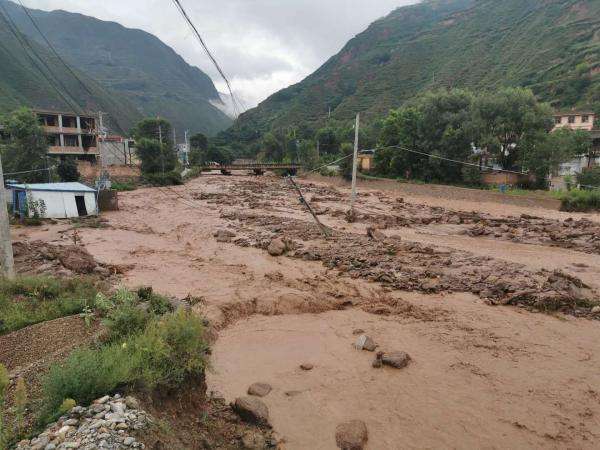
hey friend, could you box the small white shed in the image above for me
[9,182,98,219]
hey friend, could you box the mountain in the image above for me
[0,0,232,137]
[0,4,141,133]
[228,0,600,144]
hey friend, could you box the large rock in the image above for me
[232,397,270,426]
[267,238,287,256]
[354,335,377,352]
[381,351,411,369]
[248,382,272,397]
[335,420,368,450]
[214,229,236,243]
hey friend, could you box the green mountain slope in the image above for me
[0,7,141,133]
[228,0,600,143]
[1,0,232,137]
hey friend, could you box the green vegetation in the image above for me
[560,189,600,212]
[0,107,49,183]
[111,181,137,191]
[577,167,600,189]
[0,276,99,335]
[56,157,80,182]
[225,0,600,152]
[0,363,8,448]
[0,0,231,136]
[133,118,182,185]
[42,309,208,420]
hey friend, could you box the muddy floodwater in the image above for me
[15,174,600,449]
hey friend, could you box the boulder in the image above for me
[267,238,287,256]
[354,335,377,352]
[214,229,236,243]
[247,382,272,397]
[232,397,270,426]
[300,363,314,371]
[591,306,600,315]
[335,420,368,450]
[381,351,411,369]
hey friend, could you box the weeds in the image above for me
[111,181,137,191]
[0,364,8,448]
[560,189,600,212]
[41,310,208,419]
[0,277,98,334]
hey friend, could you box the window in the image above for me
[568,116,575,124]
[582,115,589,123]
[555,117,562,125]
[64,135,79,147]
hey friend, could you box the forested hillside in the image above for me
[0,4,141,133]
[0,0,232,136]
[226,0,600,147]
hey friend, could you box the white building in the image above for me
[9,182,98,219]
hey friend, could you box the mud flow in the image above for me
[13,175,600,449]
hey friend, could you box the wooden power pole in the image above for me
[350,113,360,209]
[0,154,15,278]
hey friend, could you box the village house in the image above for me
[552,110,600,182]
[35,109,99,162]
[9,182,98,219]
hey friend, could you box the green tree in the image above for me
[297,140,319,169]
[471,88,553,170]
[133,118,174,146]
[56,157,80,182]
[315,127,340,155]
[136,138,177,175]
[0,108,49,183]
[339,143,355,181]
[261,132,284,161]
[188,133,208,167]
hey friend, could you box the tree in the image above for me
[315,127,340,155]
[522,128,591,188]
[339,143,355,181]
[375,89,474,182]
[0,108,49,183]
[261,132,284,161]
[56,157,80,182]
[188,133,208,167]
[471,88,553,170]
[133,118,174,146]
[297,140,319,170]
[136,138,177,175]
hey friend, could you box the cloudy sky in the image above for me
[20,0,417,108]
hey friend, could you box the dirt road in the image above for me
[15,175,600,449]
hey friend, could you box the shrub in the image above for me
[103,303,150,342]
[0,277,98,334]
[41,311,208,418]
[41,344,133,420]
[149,294,173,315]
[577,167,600,189]
[127,310,208,389]
[111,181,137,191]
[144,171,183,186]
[560,189,600,212]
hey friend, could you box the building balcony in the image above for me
[48,146,99,155]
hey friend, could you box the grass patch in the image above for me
[559,189,600,212]
[0,277,98,335]
[41,309,208,420]
[111,181,137,191]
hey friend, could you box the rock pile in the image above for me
[16,395,150,450]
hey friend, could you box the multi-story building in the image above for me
[35,109,99,161]
[553,110,596,131]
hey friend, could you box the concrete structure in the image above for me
[358,153,374,172]
[553,111,596,131]
[99,135,136,166]
[9,182,97,219]
[35,109,99,160]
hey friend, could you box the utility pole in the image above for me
[184,130,189,166]
[350,113,360,209]
[0,154,15,279]
[157,117,165,176]
[98,111,106,169]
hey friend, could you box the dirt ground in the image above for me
[12,174,600,449]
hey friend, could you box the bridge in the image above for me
[199,162,302,176]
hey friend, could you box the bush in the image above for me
[149,293,173,315]
[42,310,208,418]
[111,181,137,191]
[577,167,600,189]
[103,303,150,342]
[560,189,600,212]
[144,171,183,186]
[0,277,98,334]
[461,166,482,186]
[42,344,133,419]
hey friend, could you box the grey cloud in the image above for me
[21,0,418,107]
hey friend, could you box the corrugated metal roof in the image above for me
[7,182,96,193]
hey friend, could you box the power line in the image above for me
[171,0,242,117]
[4,166,55,176]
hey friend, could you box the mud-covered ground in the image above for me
[12,174,600,450]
